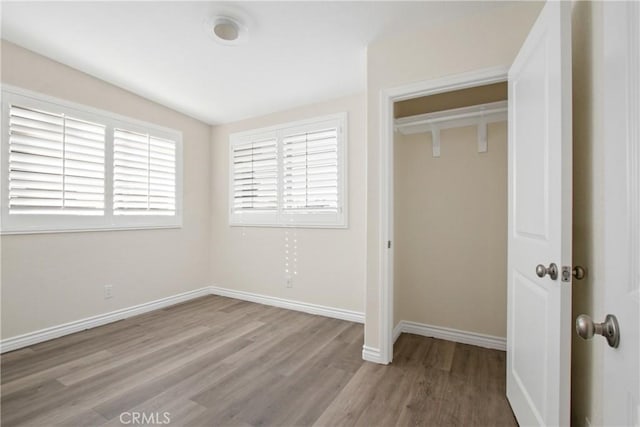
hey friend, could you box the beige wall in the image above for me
[365,2,543,351]
[0,41,212,339]
[571,2,605,426]
[393,123,507,337]
[210,94,366,314]
[394,82,507,118]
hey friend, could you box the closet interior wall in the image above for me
[393,98,508,340]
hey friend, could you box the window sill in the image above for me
[228,222,348,230]
[0,224,183,235]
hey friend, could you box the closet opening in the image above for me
[390,80,509,356]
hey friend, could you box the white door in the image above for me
[602,2,640,425]
[506,2,572,426]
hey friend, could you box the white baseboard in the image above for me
[362,345,387,364]
[0,287,211,353]
[209,286,364,324]
[394,320,506,351]
[1,286,365,353]
[392,322,403,344]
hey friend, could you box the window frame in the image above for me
[1,85,183,234]
[229,113,347,229]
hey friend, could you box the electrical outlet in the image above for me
[285,276,293,288]
[104,284,113,299]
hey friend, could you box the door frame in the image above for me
[602,1,640,424]
[377,65,509,363]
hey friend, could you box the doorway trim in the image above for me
[601,1,640,424]
[377,65,509,364]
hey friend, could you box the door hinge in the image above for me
[387,240,391,249]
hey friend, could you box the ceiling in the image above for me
[1,1,507,125]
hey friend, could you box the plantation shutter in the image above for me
[8,104,105,215]
[231,136,278,213]
[228,113,345,227]
[113,129,176,216]
[149,136,177,214]
[282,126,339,213]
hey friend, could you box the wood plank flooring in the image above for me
[1,295,516,426]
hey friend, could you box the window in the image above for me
[229,113,346,228]
[7,105,106,216]
[1,86,182,233]
[113,129,176,216]
[231,133,279,224]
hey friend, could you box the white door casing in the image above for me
[374,66,509,365]
[506,2,572,426]
[602,2,640,425]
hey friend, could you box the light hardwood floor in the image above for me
[1,295,516,426]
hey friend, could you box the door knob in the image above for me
[576,314,620,348]
[573,266,587,280]
[536,263,558,280]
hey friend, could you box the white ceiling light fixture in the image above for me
[205,15,248,46]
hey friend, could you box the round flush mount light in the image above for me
[204,15,248,46]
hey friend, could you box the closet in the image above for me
[392,82,508,348]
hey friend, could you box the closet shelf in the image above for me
[394,100,507,157]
